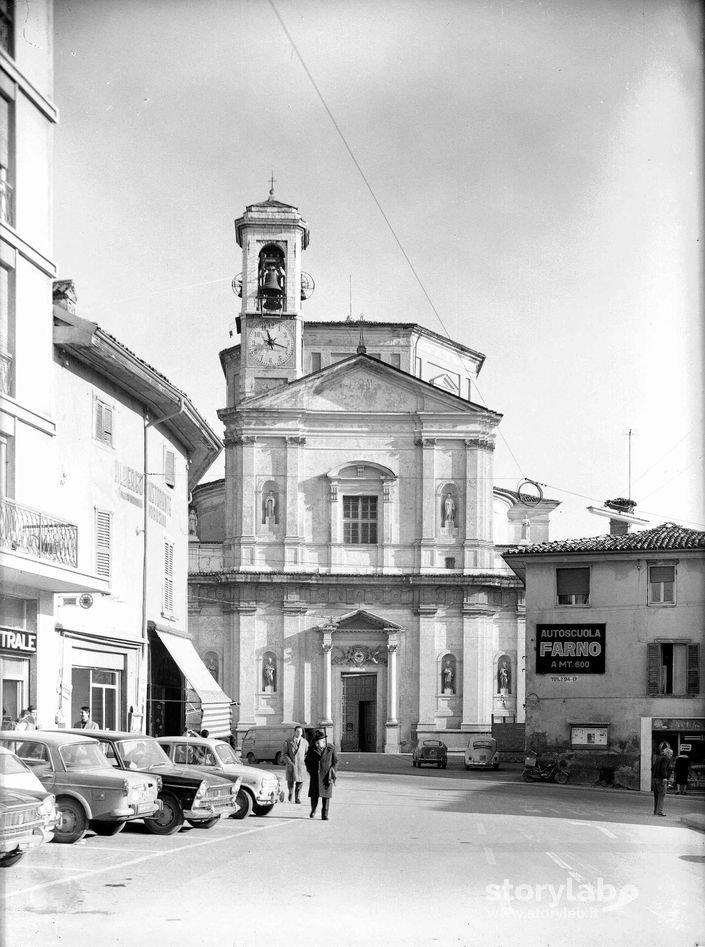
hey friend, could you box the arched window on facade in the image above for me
[258,244,286,312]
[440,653,457,695]
[262,651,277,693]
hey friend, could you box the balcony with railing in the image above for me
[0,497,78,568]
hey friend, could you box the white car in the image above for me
[159,736,284,819]
[0,745,57,867]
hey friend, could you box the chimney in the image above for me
[52,279,78,314]
[587,497,648,535]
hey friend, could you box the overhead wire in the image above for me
[267,0,701,531]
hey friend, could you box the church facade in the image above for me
[187,192,558,752]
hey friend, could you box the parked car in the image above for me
[464,736,500,770]
[239,724,330,765]
[0,746,57,867]
[66,730,240,835]
[0,731,160,843]
[412,739,448,769]
[158,735,284,819]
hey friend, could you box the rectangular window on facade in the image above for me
[310,352,321,372]
[95,509,112,578]
[164,448,176,488]
[94,398,114,446]
[445,557,456,569]
[0,93,12,225]
[647,643,699,696]
[163,541,174,615]
[648,565,675,604]
[0,263,11,396]
[556,567,590,605]
[0,1,13,56]
[343,495,378,544]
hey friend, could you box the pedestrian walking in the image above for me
[16,705,37,730]
[305,729,338,821]
[674,752,690,795]
[74,706,99,729]
[283,725,308,803]
[652,745,673,816]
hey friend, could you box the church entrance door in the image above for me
[341,673,377,752]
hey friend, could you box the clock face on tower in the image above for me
[247,321,294,367]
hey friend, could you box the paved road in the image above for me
[2,763,704,947]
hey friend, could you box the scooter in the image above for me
[522,755,569,784]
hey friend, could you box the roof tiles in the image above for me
[503,522,705,556]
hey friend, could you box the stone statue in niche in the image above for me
[262,655,277,692]
[521,517,531,541]
[188,508,199,539]
[264,491,277,526]
[443,494,456,528]
[442,659,455,695]
[497,658,511,695]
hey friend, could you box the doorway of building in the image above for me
[341,673,377,751]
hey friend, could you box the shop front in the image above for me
[651,716,705,791]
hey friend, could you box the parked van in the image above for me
[240,724,329,765]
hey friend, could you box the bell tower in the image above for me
[234,182,313,398]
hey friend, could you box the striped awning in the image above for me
[153,629,232,738]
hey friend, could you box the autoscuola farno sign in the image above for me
[536,624,606,674]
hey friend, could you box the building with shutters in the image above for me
[187,190,560,752]
[503,522,705,791]
[51,283,227,736]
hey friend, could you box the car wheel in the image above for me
[187,817,220,829]
[464,763,470,770]
[274,751,284,766]
[252,803,274,817]
[91,820,125,836]
[53,797,88,844]
[554,770,569,785]
[246,753,257,764]
[0,851,23,868]
[441,763,447,769]
[144,792,185,836]
[230,789,253,820]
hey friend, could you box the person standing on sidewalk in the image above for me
[674,752,690,795]
[284,725,308,804]
[652,745,673,816]
[305,729,337,821]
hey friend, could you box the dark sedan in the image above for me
[67,731,240,835]
[412,740,448,769]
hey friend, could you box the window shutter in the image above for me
[687,644,700,695]
[95,510,111,577]
[95,400,113,444]
[556,568,590,594]
[649,566,674,583]
[164,449,176,488]
[647,644,660,695]
[163,541,174,614]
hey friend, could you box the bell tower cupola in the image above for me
[233,181,313,399]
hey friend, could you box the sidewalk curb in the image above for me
[680,813,705,832]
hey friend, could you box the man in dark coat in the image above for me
[305,729,338,821]
[674,753,690,795]
[652,745,673,816]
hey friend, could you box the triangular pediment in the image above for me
[240,355,498,418]
[333,609,404,632]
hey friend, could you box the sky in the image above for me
[52,0,703,540]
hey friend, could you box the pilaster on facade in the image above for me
[281,604,308,723]
[416,608,439,728]
[415,437,437,571]
[460,596,496,731]
[233,603,257,728]
[463,435,495,570]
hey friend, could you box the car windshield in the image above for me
[0,752,30,776]
[60,742,110,770]
[117,739,171,769]
[472,741,494,749]
[215,744,239,765]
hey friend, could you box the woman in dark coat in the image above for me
[305,730,338,821]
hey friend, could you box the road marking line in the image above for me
[477,823,487,836]
[483,848,497,865]
[545,851,585,882]
[1,818,299,901]
[567,821,618,839]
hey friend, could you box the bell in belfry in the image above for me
[262,266,283,297]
